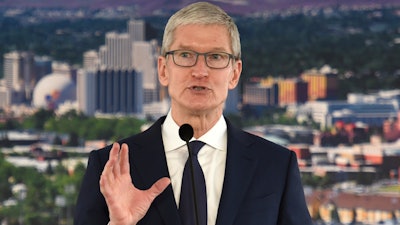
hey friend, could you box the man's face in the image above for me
[158,24,242,116]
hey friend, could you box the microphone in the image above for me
[179,124,200,225]
[179,123,194,142]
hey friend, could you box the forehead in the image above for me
[171,24,232,52]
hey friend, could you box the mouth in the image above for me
[189,85,209,91]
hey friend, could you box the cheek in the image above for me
[165,72,185,93]
[166,74,179,87]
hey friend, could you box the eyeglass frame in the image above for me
[165,49,238,69]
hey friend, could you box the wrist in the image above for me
[108,221,136,225]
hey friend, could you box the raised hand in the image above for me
[100,143,171,225]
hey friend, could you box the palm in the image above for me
[100,143,170,225]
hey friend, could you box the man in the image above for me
[74,2,312,225]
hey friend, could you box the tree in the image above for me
[0,153,14,201]
[22,109,55,130]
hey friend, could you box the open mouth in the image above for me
[190,86,208,91]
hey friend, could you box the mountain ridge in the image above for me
[1,0,399,16]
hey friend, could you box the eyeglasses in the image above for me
[165,50,237,69]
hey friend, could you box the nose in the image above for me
[191,55,208,77]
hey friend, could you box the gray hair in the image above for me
[161,1,241,59]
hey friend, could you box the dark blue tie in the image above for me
[179,140,207,225]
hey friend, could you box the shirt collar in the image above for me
[161,110,227,152]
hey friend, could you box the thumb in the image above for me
[147,177,171,200]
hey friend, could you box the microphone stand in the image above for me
[179,124,200,225]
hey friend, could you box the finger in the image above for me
[112,142,125,177]
[102,143,120,180]
[109,142,121,165]
[147,177,171,200]
[120,143,130,174]
[100,173,111,196]
[100,143,121,196]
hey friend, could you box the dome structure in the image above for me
[32,73,76,109]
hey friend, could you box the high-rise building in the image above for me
[83,50,99,70]
[101,32,132,69]
[98,20,147,70]
[278,78,308,106]
[79,19,163,117]
[77,68,142,116]
[128,20,145,42]
[243,82,278,106]
[4,51,23,91]
[132,40,160,104]
[0,85,11,109]
[2,51,35,104]
[77,69,96,115]
[301,65,338,101]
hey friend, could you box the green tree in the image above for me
[22,109,55,130]
[302,173,333,188]
[112,117,146,141]
[0,153,14,201]
[0,153,86,225]
[0,119,22,130]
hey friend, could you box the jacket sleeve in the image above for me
[278,151,312,225]
[74,150,110,225]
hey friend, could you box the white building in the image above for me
[132,40,160,104]
[101,32,132,69]
[296,90,400,129]
[2,51,35,105]
[128,20,145,42]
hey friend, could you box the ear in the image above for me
[228,59,242,90]
[158,56,169,86]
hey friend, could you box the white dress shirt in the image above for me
[161,111,227,225]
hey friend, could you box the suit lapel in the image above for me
[216,121,259,225]
[125,117,259,225]
[128,117,182,225]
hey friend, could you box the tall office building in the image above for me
[101,32,132,69]
[77,68,142,116]
[77,69,96,115]
[128,20,145,42]
[278,78,308,106]
[98,19,146,70]
[243,82,278,106]
[83,50,99,70]
[0,85,10,108]
[301,65,338,101]
[2,51,35,104]
[4,51,23,91]
[132,40,160,104]
[79,19,164,117]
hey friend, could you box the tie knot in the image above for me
[189,140,206,156]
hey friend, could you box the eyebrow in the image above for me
[174,45,230,53]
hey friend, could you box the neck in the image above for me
[172,108,222,138]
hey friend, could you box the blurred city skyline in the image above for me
[0,1,399,225]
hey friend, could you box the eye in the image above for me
[208,53,226,61]
[178,51,195,59]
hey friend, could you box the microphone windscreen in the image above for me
[179,124,194,142]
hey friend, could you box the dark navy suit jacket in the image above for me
[74,116,312,225]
